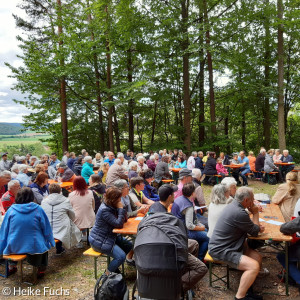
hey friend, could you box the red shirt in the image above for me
[1,191,15,212]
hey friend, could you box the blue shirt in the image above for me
[49,159,61,169]
[238,156,250,169]
[104,158,115,167]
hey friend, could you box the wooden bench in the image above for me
[205,174,224,184]
[83,248,125,279]
[1,254,27,281]
[261,171,278,184]
[204,252,230,289]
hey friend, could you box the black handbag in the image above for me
[94,272,129,300]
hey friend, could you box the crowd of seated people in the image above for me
[0,147,299,297]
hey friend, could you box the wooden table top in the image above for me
[48,179,73,188]
[249,203,292,242]
[170,168,182,172]
[223,164,244,168]
[274,162,295,165]
[113,215,144,235]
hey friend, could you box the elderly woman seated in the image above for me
[0,187,55,276]
[41,183,81,254]
[29,172,49,204]
[16,164,31,187]
[272,172,300,222]
[137,155,148,172]
[221,177,237,201]
[117,152,128,171]
[81,156,94,184]
[146,155,156,172]
[10,164,19,179]
[113,179,148,217]
[128,161,139,179]
[207,184,231,238]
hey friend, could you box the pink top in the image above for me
[69,190,95,229]
[216,163,228,175]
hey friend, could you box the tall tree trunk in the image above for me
[151,98,158,144]
[112,106,121,152]
[263,0,271,150]
[241,98,246,149]
[87,3,105,152]
[203,0,217,146]
[127,48,134,151]
[105,6,114,152]
[198,3,205,146]
[181,0,191,152]
[57,0,68,152]
[225,105,230,154]
[277,0,286,150]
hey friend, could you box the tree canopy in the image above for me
[7,0,300,157]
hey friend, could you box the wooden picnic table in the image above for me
[223,164,244,176]
[249,203,292,295]
[113,216,143,235]
[48,179,73,189]
[169,168,182,172]
[274,162,295,166]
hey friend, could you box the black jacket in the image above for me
[203,157,217,175]
[89,203,127,254]
[255,154,265,171]
[195,157,204,171]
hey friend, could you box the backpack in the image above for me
[268,174,277,185]
[94,272,129,300]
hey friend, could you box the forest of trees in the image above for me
[7,0,300,157]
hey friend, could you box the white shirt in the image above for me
[207,202,229,238]
[187,156,195,170]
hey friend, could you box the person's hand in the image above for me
[194,225,205,231]
[259,225,265,233]
[248,203,259,215]
[116,201,123,209]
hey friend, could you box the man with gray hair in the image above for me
[105,159,128,188]
[16,164,31,187]
[1,180,20,212]
[187,151,197,170]
[208,187,265,300]
[57,162,75,182]
[0,171,11,199]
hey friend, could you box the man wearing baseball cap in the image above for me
[174,168,193,199]
[149,184,178,213]
[0,153,10,172]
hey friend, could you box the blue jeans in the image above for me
[239,167,250,185]
[188,229,209,261]
[93,235,132,273]
[277,252,300,284]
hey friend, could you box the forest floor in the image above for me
[1,179,300,300]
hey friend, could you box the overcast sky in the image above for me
[0,1,32,123]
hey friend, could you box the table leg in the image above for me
[285,242,289,296]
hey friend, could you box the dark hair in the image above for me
[209,152,216,158]
[73,176,88,196]
[130,176,144,188]
[104,187,122,208]
[40,160,48,165]
[15,187,35,204]
[76,157,83,165]
[139,169,154,180]
[161,156,169,163]
[178,155,185,163]
[34,172,49,186]
[49,183,62,194]
[51,152,57,156]
[182,182,196,198]
[90,174,101,184]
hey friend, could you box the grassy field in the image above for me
[0,134,51,146]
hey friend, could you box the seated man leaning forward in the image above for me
[208,187,265,300]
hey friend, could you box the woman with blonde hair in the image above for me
[272,172,300,222]
[99,162,109,184]
[92,153,103,168]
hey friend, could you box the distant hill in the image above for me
[0,123,24,135]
